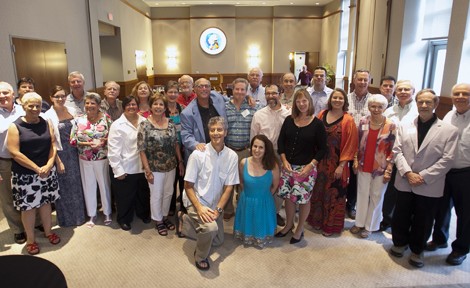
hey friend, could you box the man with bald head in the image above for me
[0,81,26,244]
[426,83,470,266]
[247,67,266,106]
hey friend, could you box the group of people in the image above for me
[0,67,468,272]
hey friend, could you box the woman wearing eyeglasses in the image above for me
[43,86,86,227]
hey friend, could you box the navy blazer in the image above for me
[180,91,227,162]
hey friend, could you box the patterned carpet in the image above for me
[0,209,469,288]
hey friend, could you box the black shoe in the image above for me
[276,213,285,226]
[119,223,131,231]
[379,222,391,232]
[347,209,356,220]
[275,227,293,238]
[35,225,45,232]
[290,232,304,244]
[446,251,467,266]
[424,241,448,251]
[142,217,151,224]
[14,232,26,244]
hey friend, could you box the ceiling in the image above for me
[142,0,334,7]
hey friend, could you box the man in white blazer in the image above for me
[390,89,459,268]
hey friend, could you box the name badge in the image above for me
[362,124,369,131]
[241,109,250,118]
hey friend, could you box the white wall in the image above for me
[0,0,93,90]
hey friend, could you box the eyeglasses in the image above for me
[51,95,66,99]
[195,84,211,89]
[265,92,279,96]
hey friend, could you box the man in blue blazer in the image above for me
[390,89,458,268]
[181,78,227,163]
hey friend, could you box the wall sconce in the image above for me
[289,52,294,60]
[247,45,260,68]
[166,47,178,69]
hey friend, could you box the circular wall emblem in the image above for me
[199,27,227,55]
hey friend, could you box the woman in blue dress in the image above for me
[234,134,280,248]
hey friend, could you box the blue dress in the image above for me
[233,158,276,248]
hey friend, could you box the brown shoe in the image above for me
[350,225,362,234]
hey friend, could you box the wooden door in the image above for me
[12,37,68,102]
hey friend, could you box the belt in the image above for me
[449,166,470,174]
[226,145,249,152]
[0,157,12,161]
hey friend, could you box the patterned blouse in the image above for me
[357,116,396,178]
[137,119,178,173]
[70,113,112,161]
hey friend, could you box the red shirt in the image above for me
[176,92,196,108]
[362,128,380,173]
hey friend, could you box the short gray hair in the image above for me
[68,71,85,82]
[367,94,388,109]
[85,92,102,105]
[208,116,227,131]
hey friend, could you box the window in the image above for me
[423,40,447,94]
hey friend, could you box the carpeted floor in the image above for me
[0,209,469,288]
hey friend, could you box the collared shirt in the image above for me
[247,85,266,107]
[309,86,333,116]
[0,104,25,158]
[386,96,398,109]
[108,114,146,177]
[183,143,239,209]
[176,92,196,108]
[250,105,291,151]
[225,98,260,149]
[280,93,294,109]
[384,100,418,126]
[101,99,123,121]
[347,91,371,127]
[443,108,470,169]
[65,92,87,115]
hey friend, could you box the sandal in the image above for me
[26,242,40,255]
[194,251,210,271]
[176,211,186,238]
[163,218,175,231]
[155,222,168,236]
[46,233,61,245]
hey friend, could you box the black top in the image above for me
[197,99,220,143]
[417,114,437,149]
[12,117,51,174]
[278,116,327,165]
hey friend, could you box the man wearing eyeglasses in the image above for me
[181,78,227,164]
[379,80,419,232]
[247,67,266,107]
[250,84,291,226]
[0,81,26,244]
[177,75,197,108]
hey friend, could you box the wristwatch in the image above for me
[216,207,223,213]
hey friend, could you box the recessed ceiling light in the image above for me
[290,2,294,4]
[316,2,320,5]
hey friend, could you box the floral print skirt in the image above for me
[278,164,317,204]
[11,167,60,211]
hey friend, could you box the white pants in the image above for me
[79,159,112,217]
[356,171,388,231]
[149,169,175,221]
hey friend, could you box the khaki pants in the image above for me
[183,205,224,261]
[0,158,23,233]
